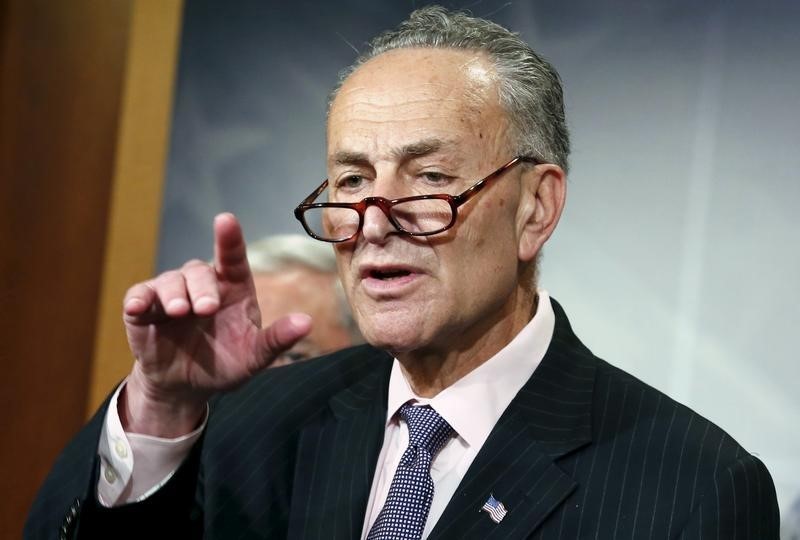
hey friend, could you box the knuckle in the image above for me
[125,281,151,299]
[183,260,215,279]
[183,258,210,270]
[154,269,183,286]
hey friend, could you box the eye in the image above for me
[420,171,453,185]
[335,175,366,190]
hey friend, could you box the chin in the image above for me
[360,328,421,354]
[356,315,430,355]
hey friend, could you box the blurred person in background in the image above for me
[247,234,361,366]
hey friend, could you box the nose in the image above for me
[361,202,395,244]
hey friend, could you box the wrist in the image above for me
[121,370,207,438]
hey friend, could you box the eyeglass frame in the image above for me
[293,155,544,243]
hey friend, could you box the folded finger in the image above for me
[123,282,157,317]
[182,259,220,316]
[149,270,191,317]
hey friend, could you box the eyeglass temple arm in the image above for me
[301,179,329,205]
[453,156,540,205]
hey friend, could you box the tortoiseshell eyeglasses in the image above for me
[294,156,542,243]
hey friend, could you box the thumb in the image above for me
[255,313,313,367]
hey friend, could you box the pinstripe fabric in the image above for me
[25,300,779,539]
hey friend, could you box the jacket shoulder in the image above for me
[209,344,391,427]
[592,356,749,465]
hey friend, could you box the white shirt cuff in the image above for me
[96,380,207,507]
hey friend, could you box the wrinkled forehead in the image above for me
[327,48,510,159]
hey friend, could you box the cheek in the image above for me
[462,200,519,253]
[441,225,518,295]
[334,248,354,280]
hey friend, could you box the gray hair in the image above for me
[247,234,362,344]
[331,5,570,172]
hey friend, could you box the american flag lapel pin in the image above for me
[480,493,508,524]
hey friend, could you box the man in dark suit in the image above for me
[26,6,779,539]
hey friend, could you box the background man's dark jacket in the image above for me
[25,300,780,539]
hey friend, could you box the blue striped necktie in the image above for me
[367,403,455,540]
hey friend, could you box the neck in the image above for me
[396,288,538,397]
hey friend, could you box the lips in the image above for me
[366,268,411,280]
[359,263,421,279]
[358,263,424,295]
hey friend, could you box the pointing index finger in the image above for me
[213,213,251,283]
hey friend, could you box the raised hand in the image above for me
[120,213,311,437]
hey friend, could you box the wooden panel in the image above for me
[87,0,184,413]
[0,0,181,536]
[0,1,132,535]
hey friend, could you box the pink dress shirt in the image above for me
[360,291,554,538]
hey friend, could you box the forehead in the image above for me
[328,48,508,160]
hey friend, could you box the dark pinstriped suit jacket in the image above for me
[26,300,779,539]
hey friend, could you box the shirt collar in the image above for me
[386,290,555,449]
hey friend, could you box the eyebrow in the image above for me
[394,138,453,159]
[331,137,457,167]
[332,150,370,167]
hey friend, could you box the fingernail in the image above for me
[167,298,190,312]
[194,296,218,311]
[287,313,312,328]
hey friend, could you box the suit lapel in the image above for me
[287,348,392,540]
[429,299,597,540]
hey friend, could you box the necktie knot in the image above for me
[399,404,454,460]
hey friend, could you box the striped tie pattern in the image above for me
[366,404,454,540]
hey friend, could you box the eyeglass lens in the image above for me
[302,198,454,241]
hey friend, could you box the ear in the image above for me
[516,164,566,263]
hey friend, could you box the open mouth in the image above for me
[369,268,412,280]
